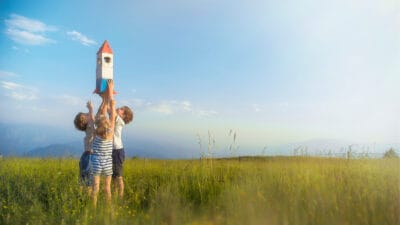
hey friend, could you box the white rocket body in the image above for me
[95,40,113,93]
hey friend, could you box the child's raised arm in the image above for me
[106,80,114,116]
[96,93,108,118]
[96,79,114,118]
[87,101,95,122]
[106,80,116,139]
[109,99,116,132]
[107,80,114,101]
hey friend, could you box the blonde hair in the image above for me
[95,115,111,139]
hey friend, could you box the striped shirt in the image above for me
[91,136,113,176]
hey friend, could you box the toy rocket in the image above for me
[94,40,114,94]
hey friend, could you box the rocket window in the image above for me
[104,57,111,63]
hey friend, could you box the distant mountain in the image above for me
[0,122,196,158]
[1,122,397,159]
[18,137,400,159]
[22,138,194,159]
[0,122,79,156]
[275,138,400,157]
[24,142,82,157]
[124,138,197,159]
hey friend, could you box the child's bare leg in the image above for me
[92,176,100,207]
[104,176,112,204]
[116,176,124,198]
[86,186,92,196]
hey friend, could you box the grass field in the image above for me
[0,156,399,225]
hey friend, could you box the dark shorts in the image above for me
[112,148,125,178]
[79,151,93,186]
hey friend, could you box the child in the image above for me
[74,101,95,195]
[112,105,133,198]
[91,80,116,207]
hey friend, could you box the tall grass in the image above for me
[0,157,399,225]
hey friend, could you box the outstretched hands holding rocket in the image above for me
[96,79,114,117]
[107,79,114,100]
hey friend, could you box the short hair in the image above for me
[74,112,87,131]
[121,106,133,124]
[95,115,111,139]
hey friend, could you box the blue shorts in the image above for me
[112,148,125,178]
[79,151,93,186]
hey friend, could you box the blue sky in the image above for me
[0,0,399,155]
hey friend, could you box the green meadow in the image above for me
[0,157,399,225]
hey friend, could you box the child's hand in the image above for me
[86,101,93,110]
[107,80,114,100]
[107,79,114,90]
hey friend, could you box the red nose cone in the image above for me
[97,40,113,54]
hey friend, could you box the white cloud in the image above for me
[6,28,55,45]
[279,102,289,109]
[5,14,57,33]
[5,14,97,47]
[252,104,261,112]
[0,71,17,78]
[1,81,38,101]
[67,30,97,46]
[181,101,192,112]
[147,100,217,117]
[195,110,218,117]
[16,105,47,112]
[122,98,217,117]
[129,98,145,107]
[148,100,194,115]
[1,81,22,90]
[149,102,174,115]
[5,14,56,45]
[53,94,86,106]
[9,92,37,101]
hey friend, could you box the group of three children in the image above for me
[74,80,133,207]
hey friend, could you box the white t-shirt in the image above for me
[113,115,125,149]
